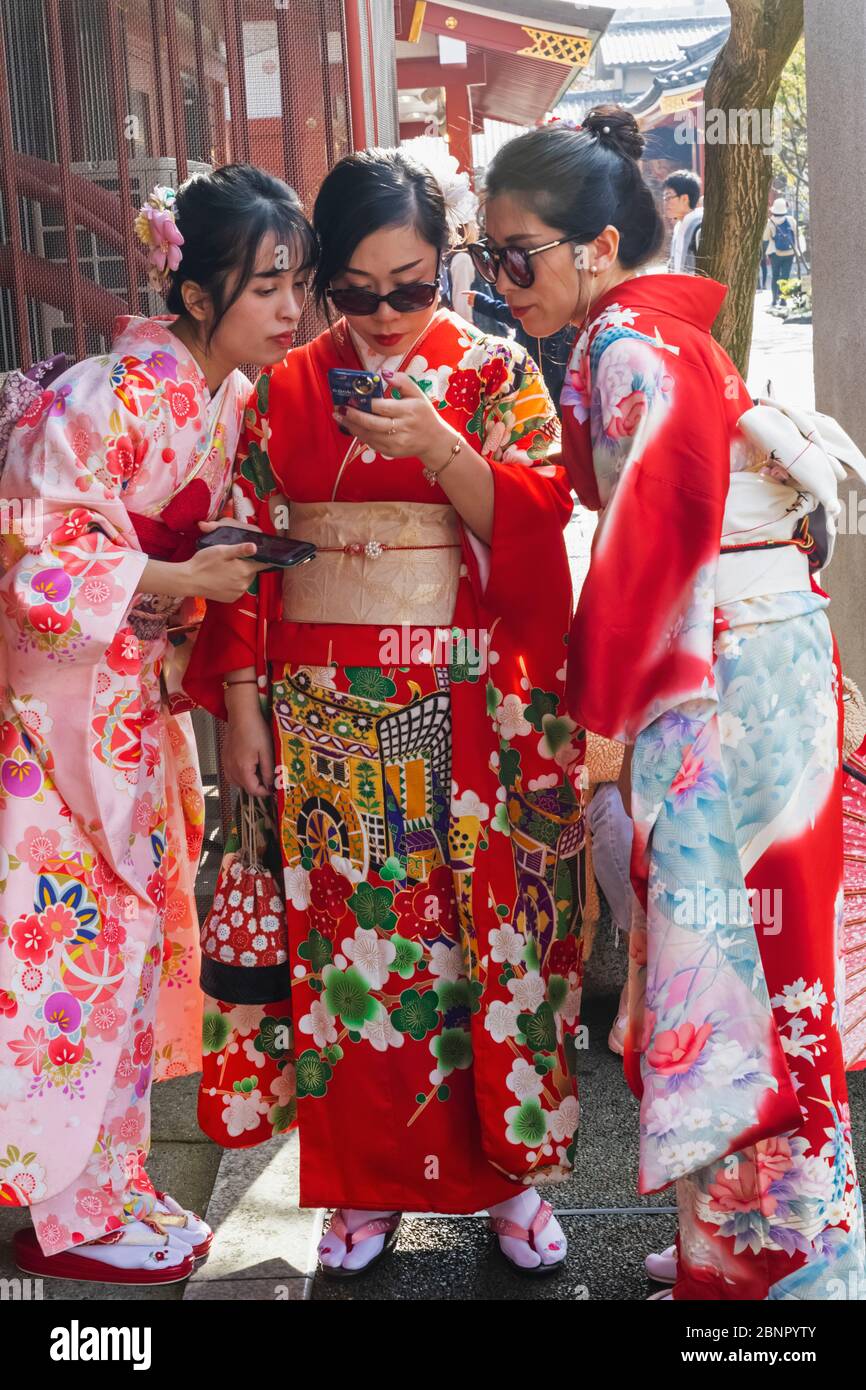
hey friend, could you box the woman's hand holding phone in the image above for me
[180,521,268,603]
[334,370,458,464]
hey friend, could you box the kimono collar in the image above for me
[347,322,406,376]
[336,307,452,373]
[111,313,211,397]
[587,273,728,335]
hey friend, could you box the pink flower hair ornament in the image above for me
[134,185,184,293]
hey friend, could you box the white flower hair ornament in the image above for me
[134,184,184,293]
[400,137,479,236]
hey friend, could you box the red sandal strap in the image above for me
[488,1215,531,1242]
[326,1211,350,1246]
[344,1214,400,1251]
[323,1210,400,1255]
[489,1199,554,1252]
[528,1200,554,1243]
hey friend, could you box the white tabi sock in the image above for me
[488,1188,568,1269]
[318,1208,398,1271]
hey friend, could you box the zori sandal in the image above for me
[13,1220,196,1286]
[318,1211,403,1279]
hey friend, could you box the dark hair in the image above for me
[312,148,449,310]
[484,105,665,270]
[663,169,702,209]
[164,163,316,344]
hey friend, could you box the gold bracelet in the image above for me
[222,678,258,689]
[422,437,462,487]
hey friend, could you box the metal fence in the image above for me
[0,0,364,371]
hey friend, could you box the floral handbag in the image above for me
[197,791,297,1148]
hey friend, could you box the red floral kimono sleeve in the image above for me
[565,333,734,743]
[184,370,283,720]
[460,342,572,641]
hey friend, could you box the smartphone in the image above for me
[328,367,385,413]
[196,526,317,569]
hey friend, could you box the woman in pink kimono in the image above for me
[478,107,866,1300]
[0,166,314,1284]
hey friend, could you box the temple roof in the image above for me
[599,16,728,69]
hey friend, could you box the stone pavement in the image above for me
[5,958,863,1302]
[1,293,845,1303]
[746,289,815,409]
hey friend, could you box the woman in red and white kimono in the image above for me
[481,107,866,1300]
[1,166,315,1284]
[185,149,586,1278]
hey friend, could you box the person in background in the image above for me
[758,224,771,293]
[582,735,636,1055]
[446,225,478,322]
[765,195,804,307]
[662,169,703,275]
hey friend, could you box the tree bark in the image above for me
[697,0,804,373]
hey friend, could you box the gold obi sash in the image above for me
[281,500,462,626]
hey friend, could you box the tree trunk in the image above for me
[697,0,804,373]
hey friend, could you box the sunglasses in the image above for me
[326,273,440,317]
[465,236,582,289]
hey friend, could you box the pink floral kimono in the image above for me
[0,316,247,1254]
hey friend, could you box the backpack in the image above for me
[684,212,703,274]
[772,216,796,254]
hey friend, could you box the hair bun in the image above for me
[582,106,645,162]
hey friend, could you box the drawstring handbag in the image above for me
[197,791,297,1148]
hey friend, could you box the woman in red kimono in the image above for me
[185,149,585,1277]
[480,107,866,1300]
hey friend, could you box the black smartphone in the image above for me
[196,526,317,569]
[328,367,385,413]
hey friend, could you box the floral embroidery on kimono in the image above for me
[563,274,865,1299]
[186,309,587,1208]
[0,316,247,1251]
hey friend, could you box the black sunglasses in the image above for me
[465,236,583,289]
[327,269,440,317]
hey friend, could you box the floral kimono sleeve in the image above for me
[566,332,732,743]
[465,340,572,632]
[183,369,283,721]
[0,371,152,686]
[0,364,165,887]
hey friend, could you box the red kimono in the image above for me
[561,275,865,1299]
[186,308,586,1211]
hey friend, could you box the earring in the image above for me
[578,267,600,334]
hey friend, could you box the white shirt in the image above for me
[448,251,475,322]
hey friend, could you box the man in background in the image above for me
[663,168,703,274]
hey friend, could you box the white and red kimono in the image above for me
[0,316,247,1254]
[562,274,865,1300]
